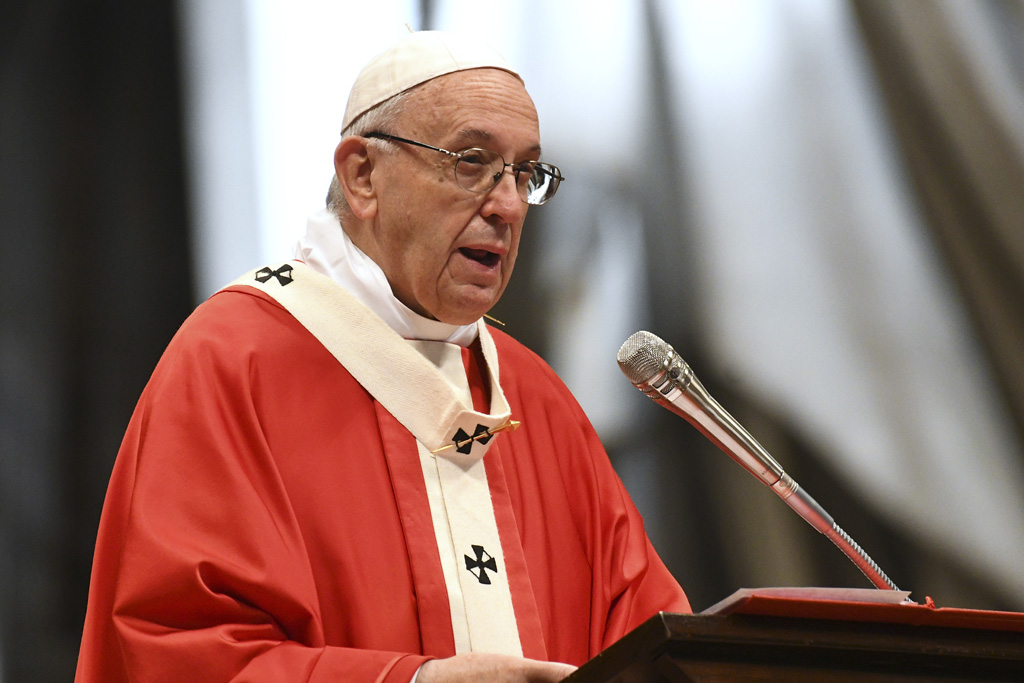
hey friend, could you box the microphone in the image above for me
[617,330,900,592]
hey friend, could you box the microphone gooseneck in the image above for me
[617,330,900,592]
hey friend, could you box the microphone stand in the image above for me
[618,331,900,592]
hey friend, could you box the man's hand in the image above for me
[417,653,577,682]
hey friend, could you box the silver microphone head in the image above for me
[617,330,672,385]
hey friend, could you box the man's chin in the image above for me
[434,296,499,326]
[434,308,490,326]
[425,280,508,326]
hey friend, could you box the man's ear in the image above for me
[334,136,377,220]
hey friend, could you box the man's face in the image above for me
[364,69,541,325]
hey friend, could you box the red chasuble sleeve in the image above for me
[76,289,436,682]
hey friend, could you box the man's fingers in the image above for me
[417,653,577,683]
[524,659,577,682]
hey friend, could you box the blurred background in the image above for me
[2,0,1022,680]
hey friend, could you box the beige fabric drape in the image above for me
[852,0,1024,444]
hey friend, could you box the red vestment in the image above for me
[76,284,689,682]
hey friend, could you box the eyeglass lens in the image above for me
[455,149,560,205]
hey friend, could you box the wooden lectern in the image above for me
[567,589,1024,682]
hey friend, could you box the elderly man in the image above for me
[76,31,689,682]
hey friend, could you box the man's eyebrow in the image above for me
[453,128,543,157]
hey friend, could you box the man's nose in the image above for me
[483,167,527,223]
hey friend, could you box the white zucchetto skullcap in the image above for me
[341,30,523,133]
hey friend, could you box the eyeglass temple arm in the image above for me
[364,132,457,157]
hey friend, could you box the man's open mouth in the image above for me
[460,248,500,268]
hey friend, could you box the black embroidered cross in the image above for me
[451,424,495,455]
[255,264,294,286]
[464,545,498,585]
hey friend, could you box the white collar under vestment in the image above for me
[294,208,479,346]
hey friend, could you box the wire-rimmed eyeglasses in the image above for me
[364,131,564,206]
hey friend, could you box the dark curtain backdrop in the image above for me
[0,1,193,680]
[1,1,1022,681]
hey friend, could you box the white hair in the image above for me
[326,89,412,220]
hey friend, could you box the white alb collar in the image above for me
[294,208,479,346]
